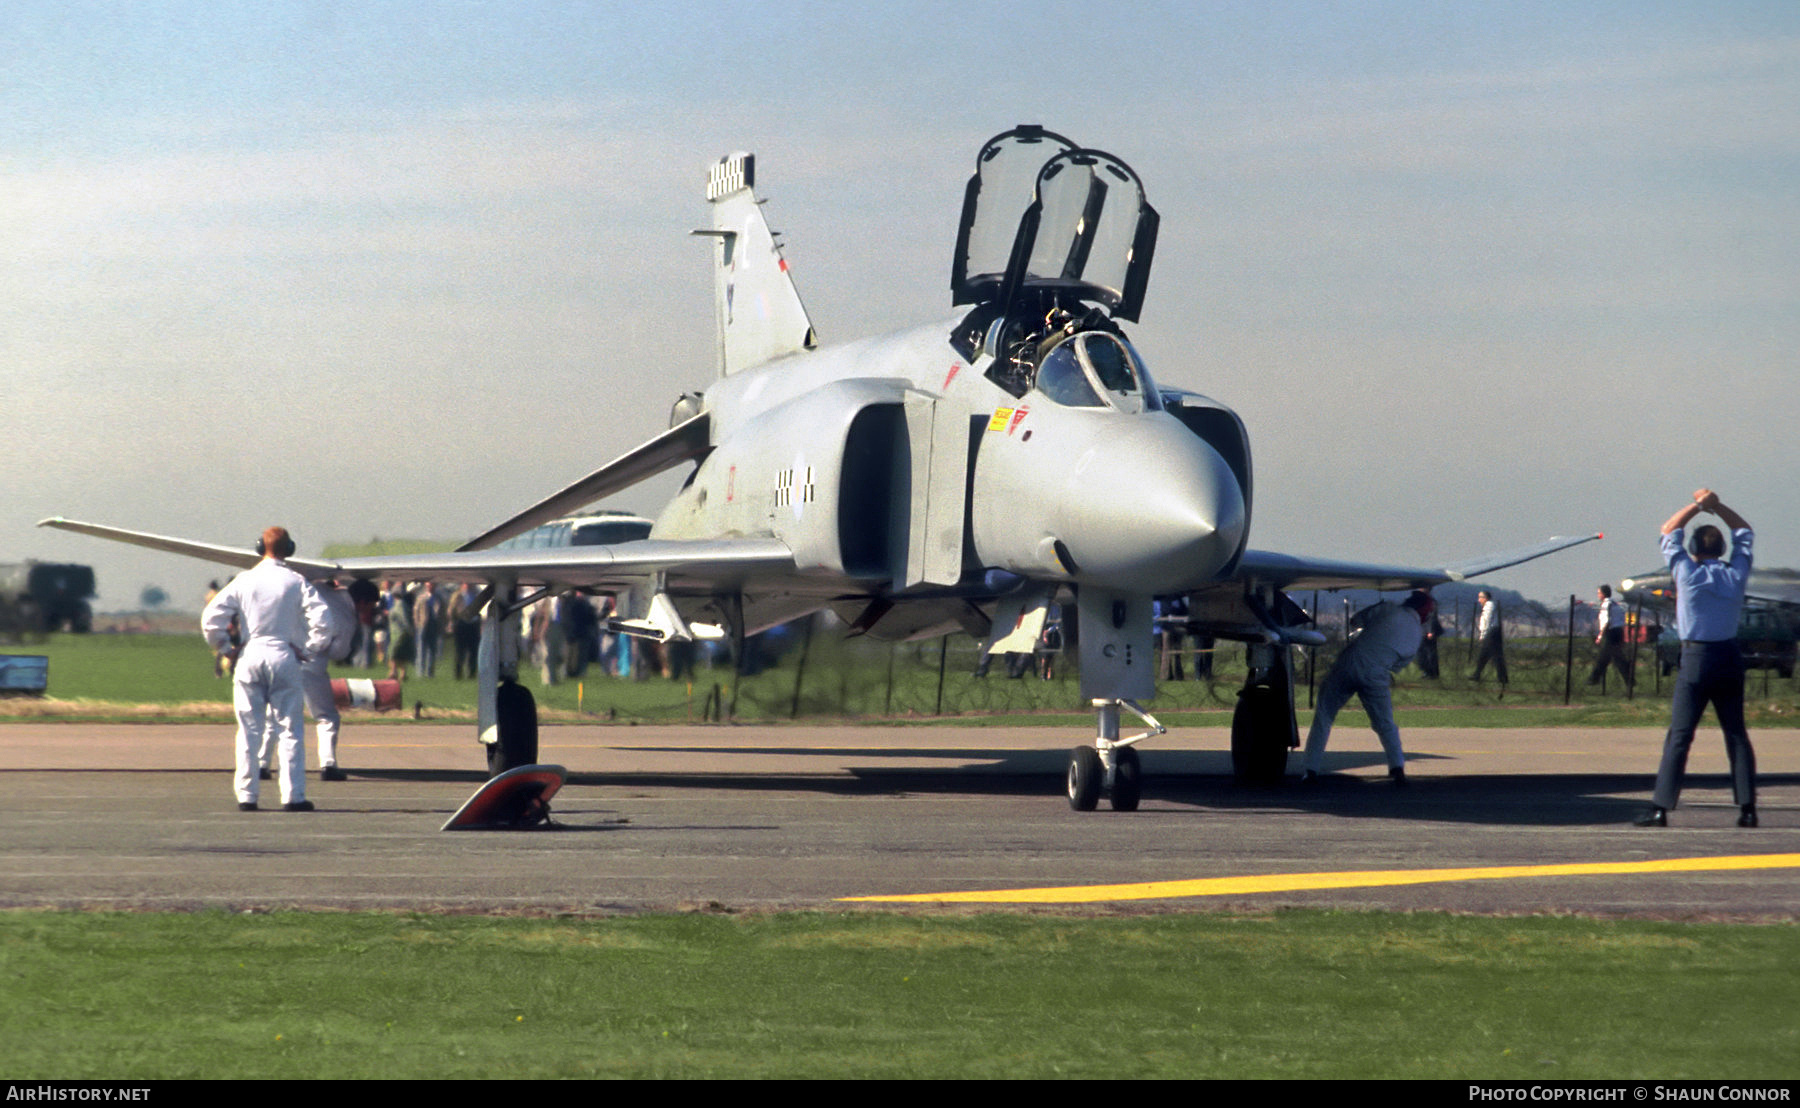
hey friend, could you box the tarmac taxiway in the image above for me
[0,720,1794,916]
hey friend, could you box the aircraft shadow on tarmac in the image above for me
[1199,767,1795,827]
[350,755,1791,829]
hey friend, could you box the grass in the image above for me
[7,629,1800,727]
[1,909,1794,1079]
[5,633,1794,1079]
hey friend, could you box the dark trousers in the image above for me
[1472,632,1507,683]
[1416,637,1440,679]
[1653,640,1756,810]
[1588,627,1633,687]
[452,622,481,680]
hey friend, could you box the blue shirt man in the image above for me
[1661,526,1753,643]
[1638,489,1758,827]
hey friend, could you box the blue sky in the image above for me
[4,1,1796,611]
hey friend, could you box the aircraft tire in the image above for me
[1109,746,1141,812]
[1231,684,1289,786]
[1067,746,1102,811]
[489,680,539,777]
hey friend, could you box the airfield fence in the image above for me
[540,593,1767,723]
[26,595,1789,723]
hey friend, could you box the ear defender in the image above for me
[257,528,297,559]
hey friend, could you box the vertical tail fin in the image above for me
[695,153,817,376]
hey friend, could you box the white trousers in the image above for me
[259,656,340,772]
[235,642,305,805]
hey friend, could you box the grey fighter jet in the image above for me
[43,125,1598,809]
[1620,565,1800,677]
[1621,566,1800,612]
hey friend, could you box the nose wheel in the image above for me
[1066,746,1102,810]
[1066,699,1159,811]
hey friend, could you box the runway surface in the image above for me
[1,720,1794,916]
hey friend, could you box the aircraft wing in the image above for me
[1233,533,1603,593]
[457,412,712,551]
[38,517,343,577]
[330,539,795,593]
[40,516,794,593]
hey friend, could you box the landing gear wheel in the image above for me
[1067,745,1102,811]
[1231,684,1289,786]
[1109,746,1141,812]
[488,680,539,776]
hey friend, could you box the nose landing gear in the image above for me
[1066,698,1162,811]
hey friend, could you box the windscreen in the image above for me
[1031,333,1159,413]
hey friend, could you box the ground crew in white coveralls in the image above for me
[259,578,358,782]
[202,526,332,811]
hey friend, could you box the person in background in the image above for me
[1301,590,1436,788]
[261,578,357,782]
[1588,584,1634,690]
[449,583,484,680]
[1469,589,1508,690]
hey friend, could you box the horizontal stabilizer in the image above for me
[457,413,711,552]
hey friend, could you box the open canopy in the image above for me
[951,125,1159,322]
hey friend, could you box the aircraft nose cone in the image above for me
[1055,418,1246,592]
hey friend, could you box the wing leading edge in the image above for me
[38,517,794,594]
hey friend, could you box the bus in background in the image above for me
[492,511,655,551]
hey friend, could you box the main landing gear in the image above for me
[476,587,541,778]
[1231,642,1297,786]
[487,679,539,776]
[1066,698,1163,812]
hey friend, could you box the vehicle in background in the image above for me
[0,561,96,637]
[1654,606,1797,677]
[492,511,654,550]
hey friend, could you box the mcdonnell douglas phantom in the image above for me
[44,125,1598,810]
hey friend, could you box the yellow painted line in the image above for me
[840,853,1800,904]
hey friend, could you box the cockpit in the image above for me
[946,125,1161,409]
